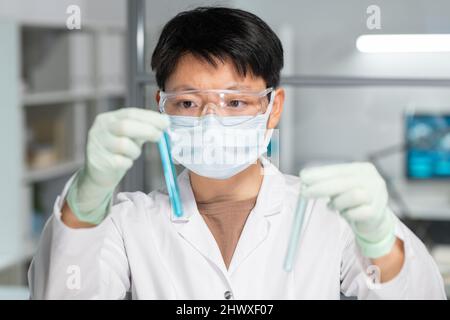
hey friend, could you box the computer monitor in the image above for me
[406,113,450,179]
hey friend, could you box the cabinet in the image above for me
[0,17,126,284]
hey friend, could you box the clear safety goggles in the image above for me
[159,87,274,124]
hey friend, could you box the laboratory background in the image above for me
[1,0,450,299]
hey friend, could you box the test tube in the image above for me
[158,132,183,217]
[283,196,308,272]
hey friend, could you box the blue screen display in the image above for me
[406,114,450,179]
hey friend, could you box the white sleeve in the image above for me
[28,175,131,300]
[340,215,446,300]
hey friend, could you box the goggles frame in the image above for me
[158,87,274,117]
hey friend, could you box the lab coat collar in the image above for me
[170,157,286,223]
[169,159,286,276]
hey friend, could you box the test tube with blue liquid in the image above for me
[158,131,183,217]
[284,193,308,272]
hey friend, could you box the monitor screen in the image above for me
[406,114,450,179]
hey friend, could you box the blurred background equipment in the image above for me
[0,0,449,298]
[406,113,450,179]
[0,0,127,297]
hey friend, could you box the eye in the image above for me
[177,100,197,109]
[228,100,247,108]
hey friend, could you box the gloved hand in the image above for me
[299,162,396,259]
[66,108,170,225]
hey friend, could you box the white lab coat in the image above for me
[28,160,446,299]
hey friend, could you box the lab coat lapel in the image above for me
[226,204,270,275]
[171,170,228,273]
[228,160,285,274]
[170,161,286,275]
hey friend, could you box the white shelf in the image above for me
[22,90,96,106]
[0,286,29,300]
[20,19,126,33]
[22,87,126,106]
[0,254,26,273]
[0,238,37,272]
[12,0,126,32]
[25,159,83,183]
[97,87,126,98]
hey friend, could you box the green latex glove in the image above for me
[300,162,396,259]
[66,108,170,224]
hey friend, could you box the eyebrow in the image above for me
[226,84,253,90]
[169,85,196,91]
[168,83,254,92]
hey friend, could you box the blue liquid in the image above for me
[158,132,183,217]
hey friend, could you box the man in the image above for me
[29,7,445,299]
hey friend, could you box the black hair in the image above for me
[151,6,284,90]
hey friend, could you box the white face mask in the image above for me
[167,97,274,179]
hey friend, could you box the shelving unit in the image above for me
[25,159,84,183]
[0,1,127,284]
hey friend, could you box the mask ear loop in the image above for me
[251,90,276,166]
[264,90,276,146]
[158,93,166,113]
[266,92,275,113]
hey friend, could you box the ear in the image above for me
[267,88,285,129]
[155,90,161,104]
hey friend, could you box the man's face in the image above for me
[159,53,284,129]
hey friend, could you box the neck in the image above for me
[189,160,264,203]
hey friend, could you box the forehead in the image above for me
[164,53,266,91]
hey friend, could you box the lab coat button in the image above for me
[224,290,233,300]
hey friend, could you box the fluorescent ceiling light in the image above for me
[356,34,450,53]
